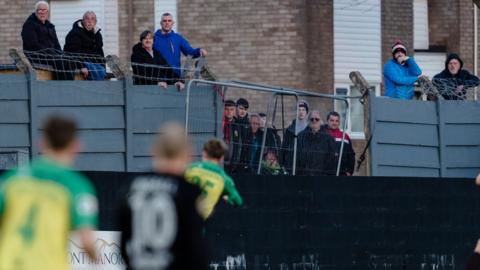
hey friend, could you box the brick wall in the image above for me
[381,0,414,90]
[429,0,476,71]
[0,0,36,63]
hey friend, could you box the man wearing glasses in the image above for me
[153,13,208,78]
[296,110,336,176]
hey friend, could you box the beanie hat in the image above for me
[298,100,309,113]
[236,98,249,109]
[224,99,236,107]
[391,40,407,56]
[445,53,464,70]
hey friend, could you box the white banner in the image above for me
[68,231,126,270]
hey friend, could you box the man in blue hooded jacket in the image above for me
[383,40,422,99]
[153,13,207,78]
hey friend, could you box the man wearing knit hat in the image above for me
[383,40,422,100]
[432,53,480,100]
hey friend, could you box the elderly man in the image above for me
[296,110,336,176]
[64,11,106,80]
[432,53,480,100]
[153,13,207,77]
[21,1,73,80]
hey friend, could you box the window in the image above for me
[334,84,379,139]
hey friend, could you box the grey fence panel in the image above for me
[0,100,29,123]
[372,97,438,124]
[36,81,124,106]
[74,153,125,172]
[375,122,438,146]
[132,107,185,133]
[376,166,440,177]
[0,75,30,157]
[37,107,125,129]
[370,96,441,177]
[0,124,30,148]
[77,130,126,153]
[131,86,185,108]
[370,96,480,178]
[131,157,152,172]
[440,101,480,178]
[0,74,28,100]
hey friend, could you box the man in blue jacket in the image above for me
[153,13,207,78]
[383,40,422,99]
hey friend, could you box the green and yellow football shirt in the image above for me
[185,161,242,219]
[0,157,98,270]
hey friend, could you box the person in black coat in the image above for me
[131,30,181,87]
[296,110,336,176]
[21,1,73,80]
[432,53,480,100]
[64,11,106,80]
[280,100,309,173]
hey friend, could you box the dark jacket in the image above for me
[432,54,480,100]
[280,119,307,173]
[223,118,243,173]
[296,126,336,176]
[130,43,179,85]
[21,13,61,52]
[324,125,356,175]
[240,128,280,174]
[64,20,104,59]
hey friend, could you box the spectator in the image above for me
[280,100,309,173]
[131,30,182,88]
[185,139,243,219]
[324,111,355,176]
[384,40,422,99]
[235,98,251,136]
[241,114,264,173]
[222,100,242,173]
[258,112,282,154]
[64,11,106,80]
[296,110,336,176]
[432,53,480,100]
[260,150,286,175]
[21,1,74,80]
[153,13,207,78]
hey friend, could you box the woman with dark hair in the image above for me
[131,30,183,88]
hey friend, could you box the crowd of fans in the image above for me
[16,1,480,177]
[20,1,203,88]
[222,98,356,176]
[19,2,480,100]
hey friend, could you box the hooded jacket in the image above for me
[383,57,422,100]
[21,13,61,52]
[131,42,179,85]
[153,30,201,77]
[280,119,308,172]
[64,19,104,59]
[432,53,480,100]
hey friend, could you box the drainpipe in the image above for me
[128,0,134,53]
[475,3,478,100]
